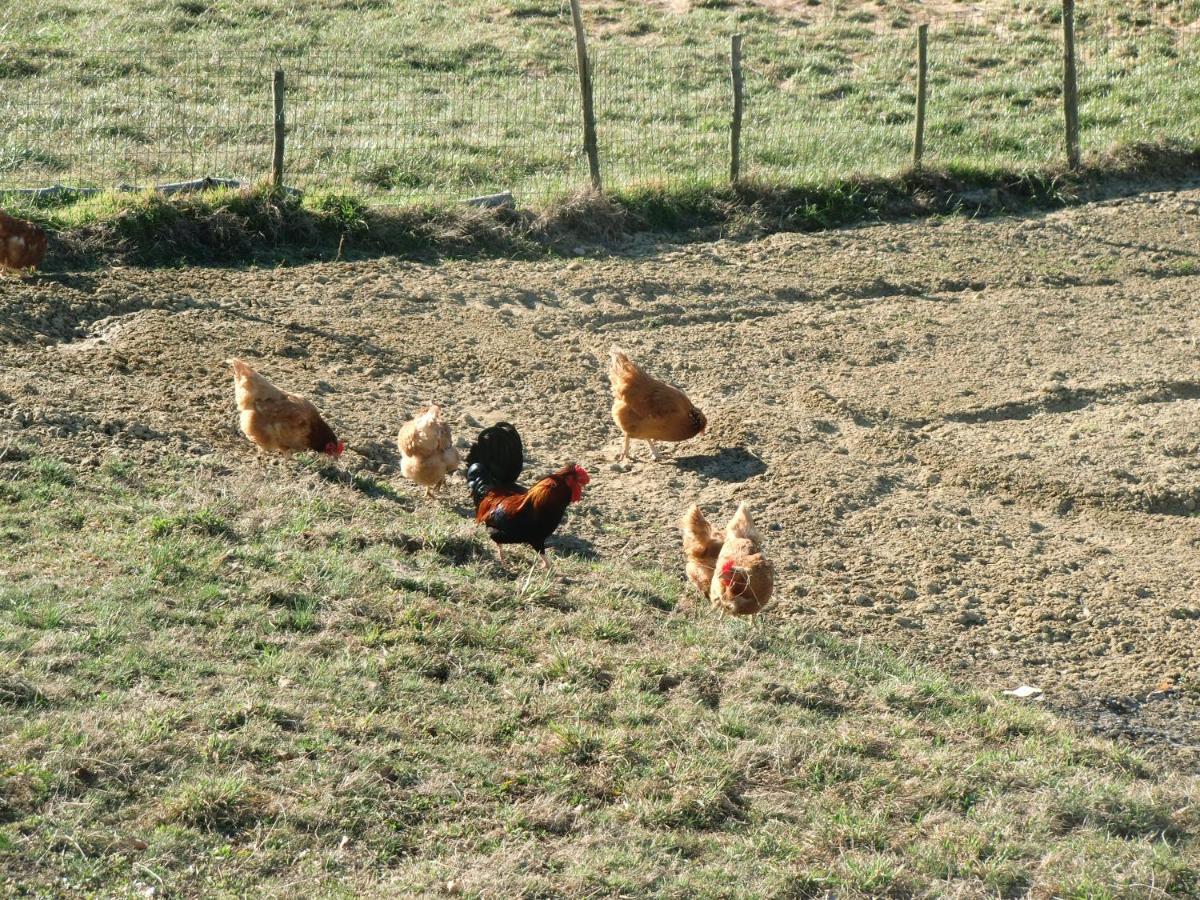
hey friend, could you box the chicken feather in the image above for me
[680,504,724,598]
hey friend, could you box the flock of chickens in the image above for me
[1,207,772,616]
[230,350,775,617]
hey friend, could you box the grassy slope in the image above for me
[4,139,1198,269]
[1,448,1196,896]
[2,0,1200,202]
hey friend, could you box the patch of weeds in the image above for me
[101,458,135,479]
[839,854,912,895]
[143,539,197,584]
[159,776,267,834]
[10,598,67,630]
[271,593,320,633]
[309,192,369,234]
[589,617,634,644]
[147,508,235,539]
[1054,787,1185,841]
[0,146,63,174]
[0,677,49,708]
[545,723,601,765]
[27,458,74,487]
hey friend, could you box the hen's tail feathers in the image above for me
[724,502,761,544]
[608,346,644,386]
[465,422,524,506]
[227,358,254,379]
[227,359,286,408]
[680,504,716,552]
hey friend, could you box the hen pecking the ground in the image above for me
[228,358,345,458]
[708,503,775,617]
[609,346,706,462]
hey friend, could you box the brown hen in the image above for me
[709,503,775,617]
[609,347,705,461]
[0,211,48,273]
[228,358,344,458]
[680,504,724,599]
[398,403,460,496]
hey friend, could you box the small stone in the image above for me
[1003,685,1043,699]
[957,610,986,626]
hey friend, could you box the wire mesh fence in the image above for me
[744,26,917,184]
[2,4,1200,206]
[282,44,585,203]
[592,42,731,191]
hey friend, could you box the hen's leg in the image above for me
[538,551,551,571]
[646,440,661,461]
[496,544,507,567]
[618,435,631,461]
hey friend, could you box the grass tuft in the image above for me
[159,775,268,834]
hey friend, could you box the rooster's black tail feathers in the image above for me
[465,422,524,506]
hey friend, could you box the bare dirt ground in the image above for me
[3,188,1200,768]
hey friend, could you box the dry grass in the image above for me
[1,446,1196,896]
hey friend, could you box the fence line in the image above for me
[2,7,1199,205]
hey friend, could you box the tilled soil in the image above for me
[3,188,1200,768]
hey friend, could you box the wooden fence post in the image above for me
[913,24,928,169]
[730,33,744,184]
[568,0,601,191]
[1061,0,1081,169]
[271,68,285,189]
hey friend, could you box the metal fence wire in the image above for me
[2,7,1199,205]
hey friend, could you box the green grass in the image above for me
[6,140,1196,268]
[0,448,1196,895]
[1,1,1199,204]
